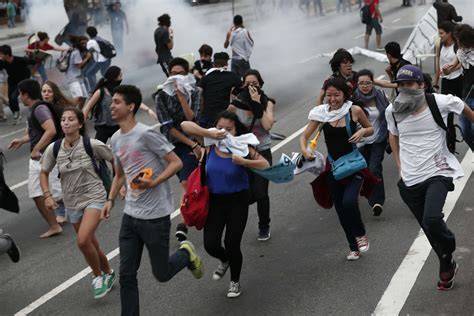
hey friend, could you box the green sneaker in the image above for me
[92,274,107,299]
[180,241,203,279]
[104,270,116,292]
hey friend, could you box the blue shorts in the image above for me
[366,18,382,35]
[173,142,198,182]
[65,202,104,224]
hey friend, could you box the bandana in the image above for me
[392,88,425,122]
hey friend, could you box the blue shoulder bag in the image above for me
[327,112,367,181]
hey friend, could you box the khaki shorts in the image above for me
[28,159,62,199]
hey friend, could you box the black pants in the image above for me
[95,125,120,144]
[398,176,456,270]
[231,58,250,79]
[8,85,19,113]
[441,76,463,98]
[248,148,272,230]
[204,190,249,282]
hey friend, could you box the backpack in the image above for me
[56,50,71,72]
[30,101,63,142]
[392,93,463,154]
[360,4,371,24]
[96,39,116,59]
[52,136,112,194]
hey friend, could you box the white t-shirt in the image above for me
[440,44,462,80]
[385,93,465,186]
[87,39,108,63]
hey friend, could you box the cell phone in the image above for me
[132,172,145,184]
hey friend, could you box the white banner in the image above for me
[402,7,438,64]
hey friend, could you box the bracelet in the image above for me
[191,142,200,149]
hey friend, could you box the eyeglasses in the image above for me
[358,81,373,87]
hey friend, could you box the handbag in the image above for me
[327,112,367,181]
[180,151,209,230]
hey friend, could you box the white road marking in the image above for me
[392,18,401,23]
[0,128,25,139]
[354,33,365,39]
[14,121,310,315]
[373,150,473,315]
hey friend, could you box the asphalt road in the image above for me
[1,0,473,315]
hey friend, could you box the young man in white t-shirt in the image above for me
[386,65,474,291]
[85,26,112,93]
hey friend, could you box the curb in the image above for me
[0,32,28,41]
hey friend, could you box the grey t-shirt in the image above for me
[42,137,114,210]
[65,49,83,83]
[111,123,175,220]
[27,104,53,152]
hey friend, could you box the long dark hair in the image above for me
[62,106,86,135]
[43,80,73,107]
[93,65,122,93]
[214,110,249,136]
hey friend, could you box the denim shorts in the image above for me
[66,202,105,224]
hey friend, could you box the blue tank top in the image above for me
[206,147,249,194]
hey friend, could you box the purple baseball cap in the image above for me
[392,64,423,83]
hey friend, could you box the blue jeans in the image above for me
[112,28,124,54]
[36,62,48,83]
[7,16,15,28]
[460,98,474,151]
[231,58,250,78]
[360,140,386,206]
[84,59,111,93]
[327,174,366,251]
[119,214,190,316]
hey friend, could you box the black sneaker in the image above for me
[4,234,20,263]
[175,223,188,242]
[257,228,271,241]
[437,260,459,291]
[372,204,383,216]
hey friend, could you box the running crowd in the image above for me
[0,4,474,316]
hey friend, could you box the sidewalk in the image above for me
[0,21,29,41]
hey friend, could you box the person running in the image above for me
[352,69,389,216]
[154,13,174,77]
[66,36,91,109]
[6,0,16,28]
[316,49,357,105]
[155,57,201,241]
[228,69,275,240]
[442,23,474,151]
[385,64,474,290]
[198,52,242,128]
[7,79,62,238]
[193,44,213,84]
[25,32,69,83]
[363,0,383,51]
[40,107,116,299]
[224,15,254,78]
[0,44,35,125]
[102,84,203,315]
[84,26,113,93]
[83,66,157,144]
[433,0,462,27]
[108,1,128,55]
[300,78,375,261]
[181,110,269,298]
[434,22,463,97]
[41,80,73,224]
[375,41,412,92]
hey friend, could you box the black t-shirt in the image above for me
[193,60,212,77]
[0,56,35,87]
[154,26,172,63]
[433,2,462,27]
[199,70,242,116]
[390,58,411,80]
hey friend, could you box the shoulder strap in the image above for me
[344,111,357,150]
[82,136,100,174]
[425,93,447,131]
[53,139,63,159]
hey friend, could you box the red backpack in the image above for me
[180,151,208,230]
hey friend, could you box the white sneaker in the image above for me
[347,251,360,261]
[212,261,229,281]
[92,274,108,299]
[227,281,241,298]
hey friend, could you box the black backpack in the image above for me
[392,93,463,154]
[96,39,116,59]
[56,50,71,72]
[52,136,112,194]
[360,4,371,24]
[30,101,64,142]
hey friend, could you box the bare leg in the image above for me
[91,235,112,274]
[364,34,370,49]
[33,196,62,239]
[376,34,382,49]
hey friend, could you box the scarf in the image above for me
[204,129,260,157]
[231,87,269,119]
[392,88,425,122]
[162,74,196,104]
[308,101,352,123]
[457,48,474,69]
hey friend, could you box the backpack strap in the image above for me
[82,136,100,175]
[425,93,447,131]
[52,139,63,159]
[343,111,357,150]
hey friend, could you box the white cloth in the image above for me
[456,48,474,69]
[385,93,465,186]
[359,106,380,145]
[292,151,325,176]
[28,159,61,199]
[87,39,108,62]
[230,27,254,61]
[162,74,196,105]
[205,67,229,76]
[440,44,462,80]
[308,101,353,123]
[204,129,260,157]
